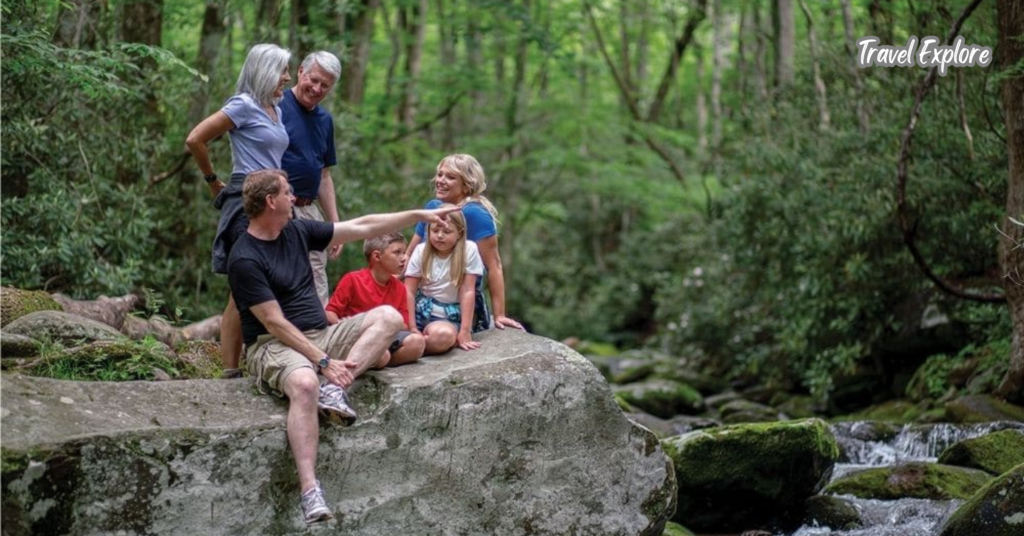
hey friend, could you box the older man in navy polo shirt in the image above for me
[280,51,343,304]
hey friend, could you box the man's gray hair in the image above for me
[300,51,341,81]
[236,44,291,107]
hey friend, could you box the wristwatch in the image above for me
[203,173,218,184]
[318,355,331,371]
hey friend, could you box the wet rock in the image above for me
[719,399,782,424]
[663,418,839,532]
[938,429,1024,476]
[0,287,62,328]
[803,495,862,530]
[939,463,1024,536]
[945,395,1024,423]
[776,395,818,419]
[627,412,719,439]
[4,310,125,346]
[615,379,704,418]
[0,330,675,536]
[824,462,992,500]
[703,391,743,410]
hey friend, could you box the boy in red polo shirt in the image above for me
[326,232,426,366]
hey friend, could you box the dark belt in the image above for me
[294,197,316,207]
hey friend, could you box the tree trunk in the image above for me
[634,0,649,92]
[119,0,164,185]
[187,0,227,128]
[255,0,282,44]
[798,0,830,131]
[53,0,106,49]
[752,2,769,101]
[290,0,312,64]
[695,43,708,154]
[500,0,532,271]
[841,0,869,133]
[339,0,379,108]
[773,0,795,90]
[438,0,457,151]
[396,0,427,129]
[997,0,1024,403]
[956,69,975,161]
[711,0,725,153]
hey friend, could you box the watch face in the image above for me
[319,357,330,369]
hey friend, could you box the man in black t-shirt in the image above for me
[228,169,458,525]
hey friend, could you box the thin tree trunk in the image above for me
[500,0,532,271]
[996,0,1024,403]
[695,43,708,154]
[798,0,830,131]
[736,4,748,104]
[634,0,649,92]
[773,0,795,90]
[339,0,379,108]
[438,0,457,151]
[290,0,312,63]
[53,0,105,49]
[397,0,427,129]
[255,0,282,44]
[752,2,769,101]
[711,0,725,153]
[841,0,869,133]
[644,0,708,122]
[187,1,227,128]
[120,0,163,185]
[956,69,975,161]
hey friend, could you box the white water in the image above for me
[781,421,1024,536]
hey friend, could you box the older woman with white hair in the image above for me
[186,43,292,376]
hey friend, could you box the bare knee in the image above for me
[374,351,391,369]
[283,368,319,407]
[404,333,426,357]
[424,323,457,354]
[366,306,403,333]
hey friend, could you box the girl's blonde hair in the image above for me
[436,154,500,225]
[421,205,468,287]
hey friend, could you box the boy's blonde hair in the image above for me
[362,232,406,262]
[421,205,468,286]
[436,154,500,225]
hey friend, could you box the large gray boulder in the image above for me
[1,330,675,536]
[939,463,1024,536]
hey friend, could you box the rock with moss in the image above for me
[719,399,782,424]
[662,418,839,532]
[847,399,925,423]
[615,379,704,418]
[0,287,62,328]
[938,463,1024,536]
[612,359,658,385]
[4,310,125,347]
[938,429,1024,476]
[0,330,675,536]
[803,495,862,531]
[945,395,1024,423]
[174,340,223,379]
[1,332,40,358]
[824,462,991,500]
[661,521,695,536]
[776,395,818,419]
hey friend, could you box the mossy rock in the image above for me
[614,379,704,418]
[945,395,1024,423]
[824,462,991,500]
[719,399,781,424]
[4,311,124,347]
[939,463,1024,536]
[803,495,862,531]
[662,418,839,532]
[0,287,62,328]
[776,395,818,419]
[661,521,695,536]
[611,360,657,385]
[938,429,1024,476]
[175,340,223,379]
[1,332,41,358]
[846,399,924,423]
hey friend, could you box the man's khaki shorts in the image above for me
[246,312,367,395]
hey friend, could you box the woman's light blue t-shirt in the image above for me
[221,94,289,176]
[415,200,497,241]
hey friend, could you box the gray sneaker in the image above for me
[318,383,358,425]
[300,481,333,525]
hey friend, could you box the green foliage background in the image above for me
[0,0,1011,402]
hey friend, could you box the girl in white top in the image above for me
[404,207,485,354]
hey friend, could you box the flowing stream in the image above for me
[784,421,1024,536]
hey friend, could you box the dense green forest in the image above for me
[2,0,1021,406]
